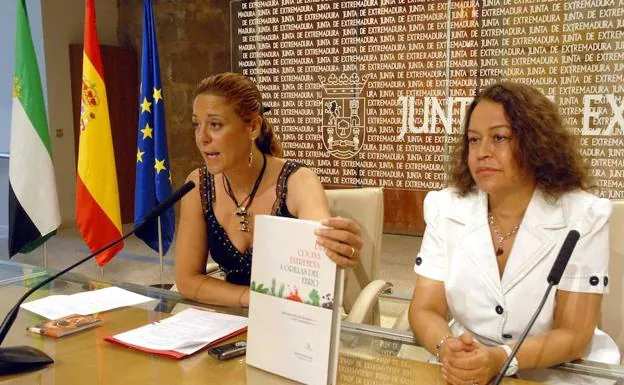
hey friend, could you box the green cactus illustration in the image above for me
[252,280,323,304]
[307,289,320,306]
[256,283,270,294]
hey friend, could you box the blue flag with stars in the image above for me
[134,0,174,254]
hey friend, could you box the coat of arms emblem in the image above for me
[80,79,99,132]
[320,73,369,159]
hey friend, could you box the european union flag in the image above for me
[134,0,174,254]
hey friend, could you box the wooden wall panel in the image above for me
[69,44,138,225]
[326,185,426,236]
[383,189,426,236]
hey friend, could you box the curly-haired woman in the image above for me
[408,82,618,385]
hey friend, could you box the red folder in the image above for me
[104,326,247,359]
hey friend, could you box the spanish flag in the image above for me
[76,0,123,266]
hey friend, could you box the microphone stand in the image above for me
[0,181,195,375]
[491,282,554,385]
[492,230,580,385]
[0,230,135,375]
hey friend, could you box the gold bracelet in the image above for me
[238,287,249,307]
[435,334,453,362]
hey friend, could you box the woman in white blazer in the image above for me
[409,82,616,385]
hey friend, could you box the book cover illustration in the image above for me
[247,215,343,385]
[250,244,335,309]
[28,314,102,338]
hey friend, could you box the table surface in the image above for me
[0,260,620,385]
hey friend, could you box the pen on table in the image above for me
[27,327,44,335]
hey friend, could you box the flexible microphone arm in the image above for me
[491,280,555,385]
[0,229,132,345]
[492,230,580,385]
[0,181,195,346]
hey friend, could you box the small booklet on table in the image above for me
[27,314,102,338]
[104,308,247,359]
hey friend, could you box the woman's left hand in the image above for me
[314,216,363,268]
[442,333,507,385]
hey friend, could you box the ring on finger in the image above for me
[348,246,355,258]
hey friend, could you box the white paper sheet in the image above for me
[21,286,156,319]
[111,308,248,355]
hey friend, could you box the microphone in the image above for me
[492,230,580,385]
[0,181,195,375]
[547,230,580,285]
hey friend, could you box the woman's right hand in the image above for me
[314,216,363,268]
[442,333,506,385]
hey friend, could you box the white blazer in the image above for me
[414,187,616,360]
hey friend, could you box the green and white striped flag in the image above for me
[9,0,60,257]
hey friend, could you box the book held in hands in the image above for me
[246,215,344,385]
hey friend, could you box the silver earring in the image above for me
[248,145,254,167]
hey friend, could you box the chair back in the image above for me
[325,187,384,322]
[601,199,624,362]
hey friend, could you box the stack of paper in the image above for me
[21,286,155,319]
[105,308,248,359]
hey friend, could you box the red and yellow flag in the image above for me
[76,0,123,266]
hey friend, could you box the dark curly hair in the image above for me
[193,72,282,157]
[449,81,592,197]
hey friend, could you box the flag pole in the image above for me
[158,216,164,286]
[43,243,48,268]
